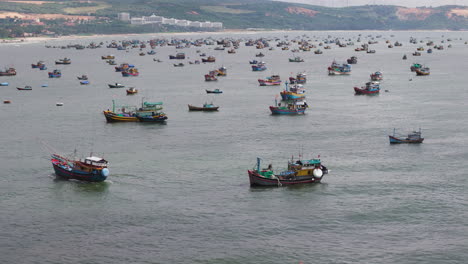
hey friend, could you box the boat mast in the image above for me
[257,157,261,172]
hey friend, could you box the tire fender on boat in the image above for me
[101,168,109,177]
[313,169,323,178]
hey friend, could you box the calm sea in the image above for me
[0,31,467,264]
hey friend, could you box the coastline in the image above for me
[2,29,467,45]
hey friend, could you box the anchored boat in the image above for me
[51,153,109,182]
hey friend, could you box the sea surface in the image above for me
[0,31,467,264]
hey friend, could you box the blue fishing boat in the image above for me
[0,82,9,86]
[328,61,351,75]
[248,156,328,187]
[252,62,267,71]
[80,80,90,85]
[51,153,109,182]
[389,128,424,144]
[48,69,61,78]
[269,99,307,115]
[280,83,306,101]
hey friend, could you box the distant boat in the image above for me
[347,56,357,64]
[0,67,17,76]
[188,103,219,111]
[126,87,138,95]
[55,58,71,64]
[370,71,383,81]
[389,128,424,144]
[80,80,90,85]
[247,156,328,187]
[169,53,185,59]
[51,153,109,182]
[48,69,61,78]
[77,75,88,80]
[0,82,9,86]
[354,81,380,95]
[206,88,223,94]
[270,101,307,115]
[17,85,32,90]
[289,56,304,62]
[328,61,351,75]
[415,67,430,76]
[108,83,125,88]
[103,100,166,122]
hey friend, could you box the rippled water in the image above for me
[0,31,467,264]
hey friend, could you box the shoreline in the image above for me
[2,29,467,45]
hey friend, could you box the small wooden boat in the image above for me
[56,102,63,106]
[289,56,304,62]
[402,54,407,60]
[389,128,424,144]
[347,56,358,64]
[101,55,115,60]
[80,80,90,85]
[17,86,32,90]
[0,82,9,86]
[51,153,109,182]
[173,63,184,67]
[415,67,430,76]
[270,101,307,115]
[126,87,138,95]
[206,89,223,94]
[48,69,61,78]
[55,58,71,65]
[108,83,125,88]
[0,67,17,76]
[248,157,328,187]
[77,75,88,80]
[188,103,219,111]
[136,113,167,123]
[202,56,216,63]
[354,81,380,95]
[4,100,11,104]
[370,71,383,81]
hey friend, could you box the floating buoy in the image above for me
[56,102,63,106]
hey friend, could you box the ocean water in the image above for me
[0,31,467,264]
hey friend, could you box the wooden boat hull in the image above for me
[389,136,424,144]
[206,90,222,94]
[354,87,379,95]
[188,105,219,111]
[103,111,138,122]
[415,69,430,76]
[269,106,305,115]
[248,170,322,187]
[136,115,168,122]
[17,87,32,90]
[108,84,125,88]
[52,163,107,182]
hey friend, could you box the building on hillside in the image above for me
[211,22,223,28]
[175,20,190,27]
[144,13,163,24]
[130,17,144,25]
[162,18,177,25]
[201,21,213,28]
[189,21,202,27]
[118,12,130,21]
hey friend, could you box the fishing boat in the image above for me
[31,61,45,68]
[147,50,156,55]
[410,63,422,72]
[354,81,380,95]
[115,63,134,72]
[121,68,139,77]
[0,82,9,86]
[314,49,323,54]
[77,75,88,80]
[252,62,267,71]
[103,100,166,122]
[169,53,185,59]
[270,100,307,115]
[258,75,281,86]
[412,51,421,56]
[80,80,90,85]
[204,71,218,81]
[188,103,219,111]
[51,153,109,182]
[108,83,125,88]
[55,58,71,64]
[389,128,424,144]
[0,67,17,76]
[126,87,138,95]
[215,66,227,76]
[136,113,168,123]
[48,69,62,78]
[289,72,307,84]
[173,63,184,67]
[202,56,216,63]
[415,67,430,76]
[280,83,306,101]
[101,55,115,60]
[402,54,407,60]
[17,85,32,90]
[206,88,223,94]
[347,56,358,64]
[289,56,304,62]
[370,71,383,81]
[255,52,265,57]
[227,49,236,54]
[247,156,328,187]
[328,61,351,75]
[249,60,258,64]
[367,49,376,54]
[107,60,117,65]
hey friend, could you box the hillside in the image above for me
[0,0,467,37]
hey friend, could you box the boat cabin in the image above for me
[82,156,108,167]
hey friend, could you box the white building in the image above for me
[211,22,223,28]
[163,18,177,25]
[130,17,144,25]
[175,20,190,27]
[118,12,130,21]
[143,13,163,24]
[201,21,213,28]
[189,21,202,27]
